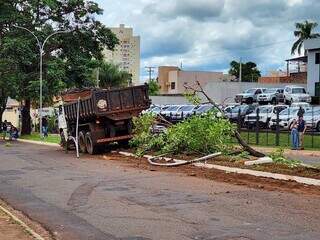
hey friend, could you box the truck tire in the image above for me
[118,139,130,148]
[85,132,101,155]
[79,131,87,153]
[271,98,277,105]
[317,122,320,132]
[60,132,71,152]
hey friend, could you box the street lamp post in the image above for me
[14,26,68,138]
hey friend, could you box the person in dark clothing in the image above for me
[297,115,307,150]
[42,117,48,137]
[297,106,305,118]
[10,126,19,140]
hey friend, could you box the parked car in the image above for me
[303,109,320,132]
[244,105,288,128]
[235,88,266,104]
[160,105,182,120]
[290,102,311,109]
[193,104,215,114]
[268,106,312,130]
[170,105,196,121]
[225,104,257,125]
[284,85,311,105]
[257,88,284,105]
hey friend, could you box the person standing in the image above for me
[297,115,307,150]
[290,119,299,150]
[42,116,48,138]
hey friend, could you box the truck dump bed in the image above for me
[62,85,150,122]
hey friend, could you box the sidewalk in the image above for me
[254,146,320,166]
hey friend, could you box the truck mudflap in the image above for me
[96,134,134,144]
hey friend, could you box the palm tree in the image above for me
[98,62,132,88]
[291,20,320,55]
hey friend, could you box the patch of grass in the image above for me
[235,131,320,150]
[20,133,60,144]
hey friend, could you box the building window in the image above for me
[170,82,176,90]
[316,52,320,64]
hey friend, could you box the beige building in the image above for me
[103,24,140,85]
[158,66,234,94]
[2,98,20,128]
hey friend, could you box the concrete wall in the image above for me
[150,82,307,105]
[204,82,307,104]
[175,71,224,94]
[150,96,189,105]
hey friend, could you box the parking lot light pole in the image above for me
[14,26,68,138]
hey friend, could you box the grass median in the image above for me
[20,133,60,144]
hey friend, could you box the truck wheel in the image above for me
[79,131,87,153]
[247,98,253,104]
[271,98,277,105]
[60,132,71,151]
[118,139,130,149]
[317,122,320,132]
[85,132,100,155]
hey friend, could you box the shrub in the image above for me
[130,111,236,156]
[269,148,301,168]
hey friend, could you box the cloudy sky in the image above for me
[95,0,320,80]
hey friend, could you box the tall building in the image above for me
[103,24,140,85]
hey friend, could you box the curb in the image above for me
[17,139,60,147]
[115,151,320,187]
[0,205,45,240]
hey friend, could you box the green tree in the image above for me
[97,62,132,88]
[228,61,261,82]
[291,20,320,55]
[0,0,118,134]
[147,79,160,96]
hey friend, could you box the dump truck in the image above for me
[58,84,151,154]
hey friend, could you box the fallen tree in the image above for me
[184,81,265,158]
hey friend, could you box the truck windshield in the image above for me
[292,88,306,94]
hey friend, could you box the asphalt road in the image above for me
[0,141,320,240]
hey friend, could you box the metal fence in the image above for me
[227,106,320,149]
[160,107,320,149]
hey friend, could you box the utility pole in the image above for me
[239,57,242,82]
[145,66,156,82]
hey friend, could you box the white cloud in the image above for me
[95,0,320,80]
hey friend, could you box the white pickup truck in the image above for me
[283,85,311,105]
[235,88,266,104]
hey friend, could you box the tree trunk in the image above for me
[21,99,32,135]
[234,131,265,157]
[0,96,8,124]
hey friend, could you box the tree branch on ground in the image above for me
[184,81,265,158]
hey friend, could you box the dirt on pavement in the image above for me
[0,200,53,240]
[100,152,320,196]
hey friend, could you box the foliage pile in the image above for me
[130,112,236,156]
